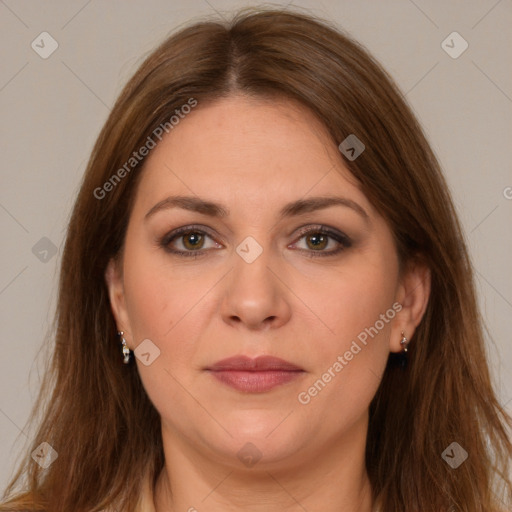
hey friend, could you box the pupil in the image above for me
[185,233,202,248]
[308,234,326,249]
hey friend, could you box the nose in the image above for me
[220,243,292,331]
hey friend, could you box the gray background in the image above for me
[1,0,511,491]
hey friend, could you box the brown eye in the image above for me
[181,232,205,250]
[291,226,352,257]
[305,233,329,251]
[160,226,221,258]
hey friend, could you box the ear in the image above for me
[105,257,133,349]
[390,258,431,352]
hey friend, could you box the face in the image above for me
[106,94,429,470]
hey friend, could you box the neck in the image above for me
[154,415,374,512]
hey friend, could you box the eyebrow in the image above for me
[144,194,370,223]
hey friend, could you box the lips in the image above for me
[205,355,305,393]
[207,355,303,372]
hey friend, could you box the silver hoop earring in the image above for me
[118,331,131,364]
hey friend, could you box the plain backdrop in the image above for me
[1,0,511,491]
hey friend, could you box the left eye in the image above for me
[290,227,351,256]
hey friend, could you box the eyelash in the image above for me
[159,224,352,259]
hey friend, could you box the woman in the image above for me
[1,6,510,512]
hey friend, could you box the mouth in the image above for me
[205,355,305,393]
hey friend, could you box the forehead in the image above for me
[132,94,373,218]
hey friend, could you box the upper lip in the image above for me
[206,355,303,372]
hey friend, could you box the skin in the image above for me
[105,94,430,512]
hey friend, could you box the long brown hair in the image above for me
[1,6,510,512]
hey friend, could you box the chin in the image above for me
[207,419,308,465]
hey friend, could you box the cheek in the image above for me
[122,239,201,341]
[121,240,215,383]
[297,240,399,406]
[121,246,202,419]
[342,265,397,341]
[123,259,172,340]
[304,249,398,353]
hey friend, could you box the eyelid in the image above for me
[160,224,221,253]
[292,224,351,242]
[289,224,352,254]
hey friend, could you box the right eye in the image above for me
[160,226,222,257]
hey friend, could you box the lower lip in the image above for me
[208,370,304,393]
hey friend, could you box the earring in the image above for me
[118,331,131,364]
[400,331,408,352]
[399,331,408,369]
